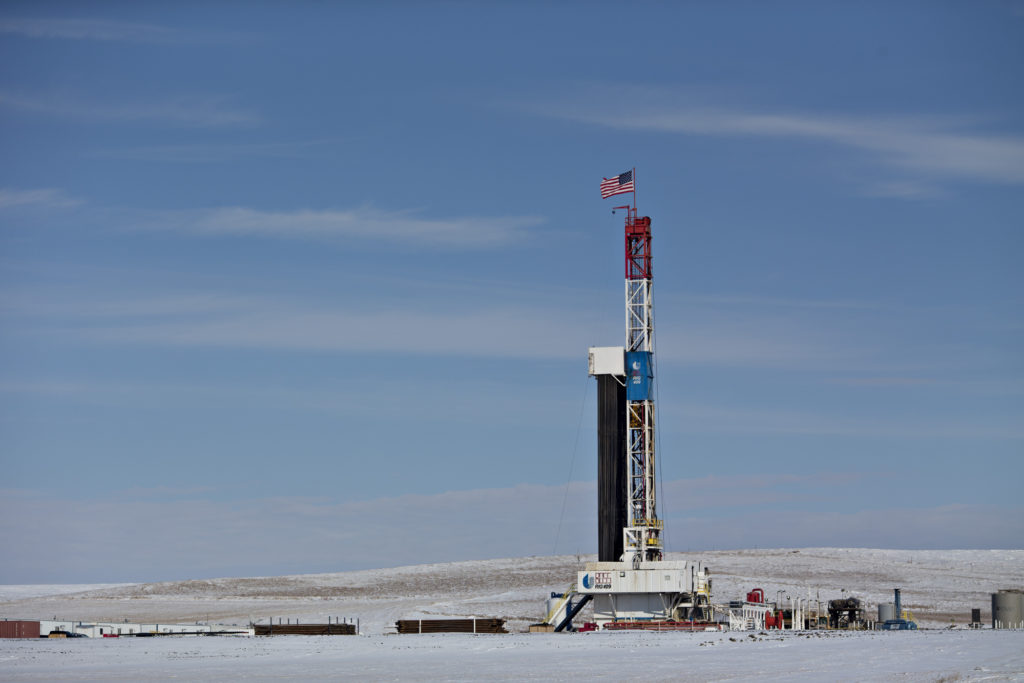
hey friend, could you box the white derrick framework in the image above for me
[563,193,713,630]
[624,259,661,563]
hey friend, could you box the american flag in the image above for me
[600,170,634,199]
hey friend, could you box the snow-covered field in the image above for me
[1,630,1022,681]
[2,548,1022,680]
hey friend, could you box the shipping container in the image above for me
[0,620,41,639]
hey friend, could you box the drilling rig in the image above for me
[573,173,713,630]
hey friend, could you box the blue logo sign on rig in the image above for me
[625,351,653,401]
[582,573,593,590]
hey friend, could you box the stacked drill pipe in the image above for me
[254,623,357,636]
[395,618,507,634]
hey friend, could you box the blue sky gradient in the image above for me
[1,1,1022,583]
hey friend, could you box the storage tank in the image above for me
[878,603,895,623]
[991,589,1024,629]
[545,595,563,621]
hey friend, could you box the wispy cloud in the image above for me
[0,91,259,127]
[1,478,1019,582]
[0,17,244,44]
[0,283,588,359]
[0,380,104,397]
[4,283,862,368]
[678,293,880,312]
[658,321,851,369]
[661,472,868,512]
[134,205,543,248]
[0,483,588,581]
[0,187,80,209]
[0,283,926,372]
[93,139,343,163]
[0,290,257,319]
[527,85,1024,187]
[79,300,589,360]
[117,485,218,499]
[676,504,1024,553]
[0,191,541,249]
[862,179,944,199]
[673,400,1024,440]
[829,376,936,387]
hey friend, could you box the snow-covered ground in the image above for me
[697,548,1024,626]
[1,630,1022,681]
[2,549,1022,680]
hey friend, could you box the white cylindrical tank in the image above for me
[878,603,895,622]
[545,596,564,624]
[991,589,1024,629]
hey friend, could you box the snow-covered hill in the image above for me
[2,548,1021,635]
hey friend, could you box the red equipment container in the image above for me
[746,588,765,603]
[0,620,41,638]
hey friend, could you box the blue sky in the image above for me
[1,1,1022,583]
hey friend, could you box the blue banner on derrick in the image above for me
[625,351,653,401]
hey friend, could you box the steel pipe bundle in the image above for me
[254,623,356,636]
[395,619,507,634]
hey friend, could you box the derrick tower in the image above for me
[555,170,712,629]
[622,207,661,563]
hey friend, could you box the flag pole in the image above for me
[633,166,637,212]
